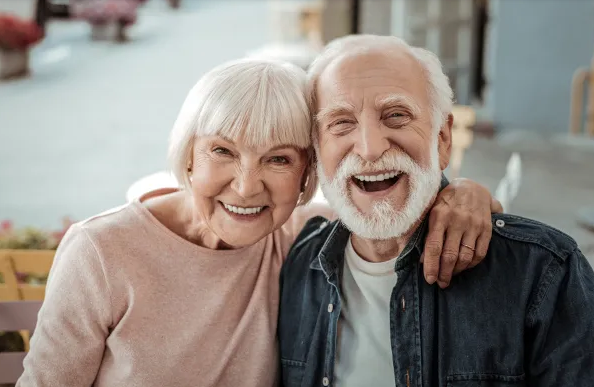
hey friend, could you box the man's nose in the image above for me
[354,124,390,162]
[232,167,265,198]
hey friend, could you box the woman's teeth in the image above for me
[354,171,399,182]
[223,203,264,215]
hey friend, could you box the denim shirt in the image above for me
[278,213,594,387]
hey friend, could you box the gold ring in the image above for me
[460,243,475,251]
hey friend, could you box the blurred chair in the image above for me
[450,105,476,179]
[494,153,522,213]
[126,171,179,202]
[569,48,594,137]
[0,300,43,384]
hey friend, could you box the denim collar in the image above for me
[310,174,449,277]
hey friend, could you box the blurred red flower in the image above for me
[0,14,44,51]
[72,0,140,26]
[0,220,13,234]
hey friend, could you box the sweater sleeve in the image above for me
[17,224,113,387]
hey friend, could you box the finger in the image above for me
[469,221,492,268]
[438,229,464,288]
[491,197,504,214]
[453,232,478,274]
[423,212,447,284]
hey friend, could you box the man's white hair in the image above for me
[168,58,318,205]
[307,34,454,133]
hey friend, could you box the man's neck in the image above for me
[349,199,439,263]
[350,219,421,263]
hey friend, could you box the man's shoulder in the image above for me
[491,213,578,261]
[284,216,340,270]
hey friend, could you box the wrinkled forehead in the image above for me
[316,50,430,112]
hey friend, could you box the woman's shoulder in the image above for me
[76,202,143,238]
[62,201,160,262]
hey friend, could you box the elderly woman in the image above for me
[18,59,498,387]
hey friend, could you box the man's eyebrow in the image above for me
[315,101,355,124]
[375,94,421,116]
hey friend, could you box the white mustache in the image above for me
[332,151,423,183]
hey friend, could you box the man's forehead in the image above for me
[324,49,421,80]
[316,50,427,109]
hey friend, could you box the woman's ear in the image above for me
[300,169,309,192]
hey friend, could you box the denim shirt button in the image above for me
[495,219,505,228]
[322,377,330,386]
[327,303,334,313]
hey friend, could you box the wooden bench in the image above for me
[0,249,54,301]
[0,300,43,384]
[0,250,53,356]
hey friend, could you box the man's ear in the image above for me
[438,113,453,170]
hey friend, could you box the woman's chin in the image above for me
[217,233,266,250]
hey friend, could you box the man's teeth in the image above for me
[223,203,264,215]
[354,171,399,182]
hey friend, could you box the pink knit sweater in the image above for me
[17,199,308,387]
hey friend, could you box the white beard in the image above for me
[316,140,442,240]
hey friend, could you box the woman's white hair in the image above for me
[168,58,318,205]
[307,34,454,134]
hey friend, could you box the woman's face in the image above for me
[189,135,309,248]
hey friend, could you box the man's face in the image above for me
[315,50,452,240]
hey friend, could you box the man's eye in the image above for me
[389,112,404,118]
[269,156,290,164]
[213,147,232,155]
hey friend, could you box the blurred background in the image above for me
[0,0,593,264]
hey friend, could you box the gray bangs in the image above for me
[197,60,312,150]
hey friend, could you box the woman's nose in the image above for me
[231,168,265,198]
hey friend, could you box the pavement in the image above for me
[1,1,593,265]
[457,132,594,264]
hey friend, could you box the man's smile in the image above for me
[351,170,403,192]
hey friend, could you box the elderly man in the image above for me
[278,35,594,386]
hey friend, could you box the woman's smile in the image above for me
[220,201,271,222]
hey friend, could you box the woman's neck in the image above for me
[143,191,231,250]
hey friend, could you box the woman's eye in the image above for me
[269,156,290,164]
[331,119,351,127]
[388,112,404,118]
[213,147,232,155]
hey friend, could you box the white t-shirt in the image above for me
[334,237,398,387]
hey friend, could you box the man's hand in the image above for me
[421,178,502,288]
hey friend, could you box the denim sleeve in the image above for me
[526,248,594,385]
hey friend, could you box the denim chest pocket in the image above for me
[281,359,306,387]
[446,373,526,387]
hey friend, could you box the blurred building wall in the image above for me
[356,0,594,133]
[359,0,392,35]
[315,0,594,133]
[321,0,353,43]
[483,0,594,133]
